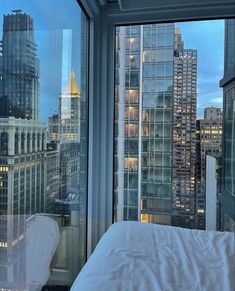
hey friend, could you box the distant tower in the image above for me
[0,10,39,120]
[196,107,222,229]
[0,11,46,289]
[59,71,81,142]
[172,29,197,228]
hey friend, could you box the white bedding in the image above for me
[71,221,235,291]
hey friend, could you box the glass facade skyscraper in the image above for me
[0,10,39,120]
[115,25,141,221]
[0,11,46,288]
[114,24,197,227]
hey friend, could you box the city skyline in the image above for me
[0,5,233,290]
[0,2,224,123]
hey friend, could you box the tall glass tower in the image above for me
[0,10,39,120]
[114,24,197,227]
[115,23,175,224]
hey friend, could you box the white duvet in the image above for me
[71,221,235,291]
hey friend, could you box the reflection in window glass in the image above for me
[0,1,88,289]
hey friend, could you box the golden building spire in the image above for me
[63,70,81,97]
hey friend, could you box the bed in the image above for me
[71,221,235,291]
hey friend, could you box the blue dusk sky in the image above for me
[0,1,224,122]
[177,20,224,118]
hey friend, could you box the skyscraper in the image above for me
[56,71,81,198]
[114,24,197,227]
[115,24,174,223]
[59,71,81,143]
[0,10,39,120]
[46,72,81,284]
[219,19,235,232]
[195,107,223,229]
[47,72,81,199]
[0,11,46,288]
[172,30,197,228]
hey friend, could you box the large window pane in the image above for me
[114,20,235,233]
[0,1,88,289]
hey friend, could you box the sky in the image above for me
[177,20,224,118]
[0,1,224,122]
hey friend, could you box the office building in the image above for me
[0,118,47,215]
[59,71,81,143]
[114,24,197,227]
[115,24,175,223]
[48,113,59,143]
[46,72,82,284]
[196,107,222,229]
[0,11,46,214]
[0,117,47,288]
[172,30,197,228]
[204,107,222,120]
[0,10,39,120]
[219,19,235,232]
[0,11,46,289]
[59,142,80,199]
[54,72,81,198]
[46,142,60,213]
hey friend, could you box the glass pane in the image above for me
[0,0,88,289]
[114,20,235,232]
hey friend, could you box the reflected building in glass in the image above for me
[46,71,81,285]
[0,10,39,120]
[115,24,197,227]
[0,10,47,289]
[59,71,81,143]
[57,71,81,199]
[48,113,59,143]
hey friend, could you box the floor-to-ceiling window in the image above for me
[0,0,88,289]
[114,19,234,232]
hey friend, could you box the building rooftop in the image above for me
[62,71,81,97]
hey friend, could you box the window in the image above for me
[114,20,234,232]
[0,1,88,289]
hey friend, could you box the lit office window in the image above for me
[0,0,88,289]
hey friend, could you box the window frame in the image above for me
[80,0,235,256]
